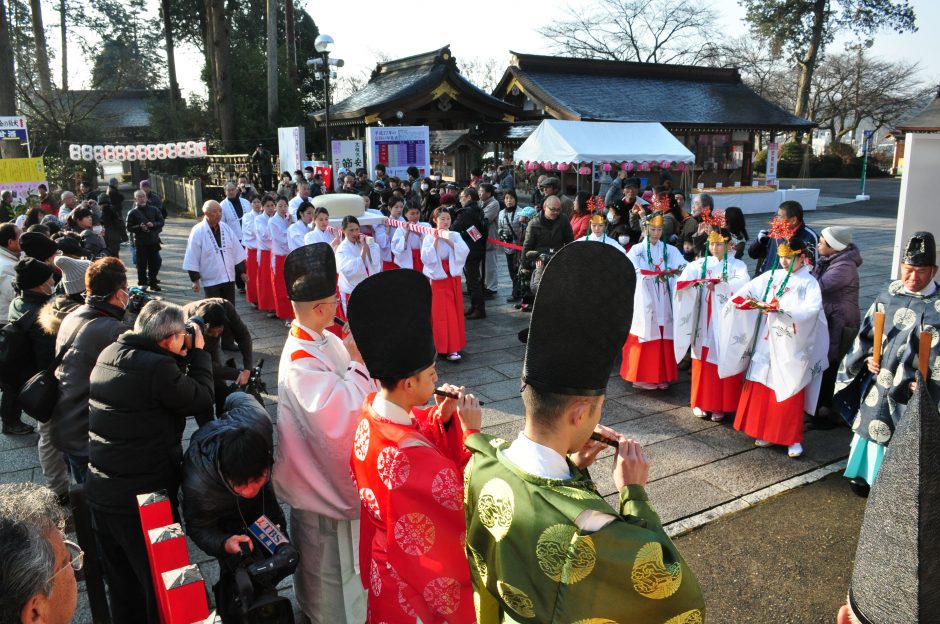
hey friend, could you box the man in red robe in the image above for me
[347,269,482,623]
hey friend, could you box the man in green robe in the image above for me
[464,242,706,623]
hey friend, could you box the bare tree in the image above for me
[58,0,67,91]
[28,0,52,93]
[0,0,16,115]
[458,57,504,93]
[538,0,718,64]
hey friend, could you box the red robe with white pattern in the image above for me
[350,393,476,624]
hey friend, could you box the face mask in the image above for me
[93,225,104,235]
[420,184,429,191]
[606,212,615,223]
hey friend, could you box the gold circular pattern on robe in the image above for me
[572,619,620,624]
[893,308,916,330]
[422,576,461,616]
[393,512,436,556]
[370,560,382,597]
[547,485,600,500]
[664,609,705,624]
[889,280,903,295]
[868,420,892,444]
[468,546,489,585]
[353,418,370,461]
[489,437,508,448]
[631,542,683,599]
[863,385,880,407]
[496,580,536,618]
[536,524,597,584]
[852,415,861,432]
[478,478,514,542]
[431,467,463,511]
[377,446,411,490]
[934,299,940,314]
[876,368,894,389]
[894,363,906,387]
[358,487,381,520]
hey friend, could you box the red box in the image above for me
[137,491,173,532]
[161,564,210,624]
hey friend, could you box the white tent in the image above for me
[513,120,694,164]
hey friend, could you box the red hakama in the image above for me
[430,260,465,354]
[256,249,275,311]
[691,347,744,413]
[734,382,805,445]
[620,328,678,384]
[271,253,294,320]
[411,249,424,274]
[244,247,258,305]
[382,260,398,272]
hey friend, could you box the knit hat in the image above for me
[140,180,150,189]
[109,177,119,187]
[14,257,53,290]
[517,207,537,219]
[822,226,853,252]
[53,255,91,296]
[55,235,86,258]
[19,232,58,261]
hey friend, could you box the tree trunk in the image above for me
[27,0,52,93]
[284,0,297,84]
[266,0,278,127]
[792,0,826,141]
[0,0,16,115]
[199,3,216,120]
[161,0,180,105]
[206,0,234,145]
[59,0,67,91]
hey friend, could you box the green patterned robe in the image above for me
[464,433,705,624]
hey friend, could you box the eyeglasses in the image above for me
[312,300,340,309]
[49,539,84,580]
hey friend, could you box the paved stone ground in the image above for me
[0,177,900,622]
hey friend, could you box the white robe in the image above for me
[288,220,310,251]
[577,232,627,255]
[220,197,248,241]
[373,215,403,263]
[335,238,381,307]
[672,254,750,364]
[304,227,335,247]
[273,321,375,624]
[625,240,687,342]
[717,265,829,410]
[420,230,469,280]
[268,213,291,265]
[242,209,261,250]
[391,221,431,269]
[181,219,247,287]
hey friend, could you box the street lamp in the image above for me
[308,34,343,173]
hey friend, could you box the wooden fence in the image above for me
[149,173,203,216]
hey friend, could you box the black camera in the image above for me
[125,286,154,315]
[184,316,206,350]
[226,359,267,406]
[223,541,299,623]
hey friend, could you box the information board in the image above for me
[365,126,430,180]
[331,140,365,190]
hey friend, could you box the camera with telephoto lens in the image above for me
[125,286,154,315]
[226,540,299,623]
[226,359,267,406]
[184,315,205,350]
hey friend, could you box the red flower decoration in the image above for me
[768,216,795,241]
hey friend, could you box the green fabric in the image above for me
[464,433,706,624]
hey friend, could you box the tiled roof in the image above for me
[62,89,172,131]
[498,53,812,131]
[314,46,518,122]
[897,89,940,133]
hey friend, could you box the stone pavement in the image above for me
[0,178,900,621]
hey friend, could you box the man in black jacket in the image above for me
[86,299,214,624]
[126,189,164,291]
[182,392,287,620]
[453,187,488,319]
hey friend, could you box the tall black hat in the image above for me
[522,242,634,395]
[901,231,936,267]
[284,243,336,301]
[847,372,940,623]
[347,269,436,381]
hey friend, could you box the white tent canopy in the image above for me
[513,120,695,165]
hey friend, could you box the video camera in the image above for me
[225,516,299,623]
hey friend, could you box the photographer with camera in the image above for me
[182,391,294,622]
[519,195,573,307]
[183,298,254,416]
[85,300,214,624]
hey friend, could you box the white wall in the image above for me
[892,133,940,278]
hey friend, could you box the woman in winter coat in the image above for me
[812,226,862,420]
[569,191,593,240]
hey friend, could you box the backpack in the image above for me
[0,308,39,383]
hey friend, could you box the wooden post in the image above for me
[872,311,885,364]
[919,331,931,380]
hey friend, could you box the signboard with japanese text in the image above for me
[765,142,780,185]
[278,126,306,175]
[0,116,29,153]
[365,126,430,180]
[0,157,47,201]
[331,140,365,190]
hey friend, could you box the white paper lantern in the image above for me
[176,142,187,157]
[167,144,178,159]
[103,145,116,161]
[92,145,104,162]
[156,144,167,160]
[69,145,82,161]
[114,145,126,161]
[146,145,158,160]
[125,145,137,162]
[81,145,94,161]
[136,145,148,161]
[196,141,208,157]
[185,141,197,158]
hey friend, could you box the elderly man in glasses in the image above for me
[0,482,80,624]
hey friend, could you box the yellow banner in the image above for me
[0,157,45,183]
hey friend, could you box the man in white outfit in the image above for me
[273,244,377,624]
[182,201,247,305]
